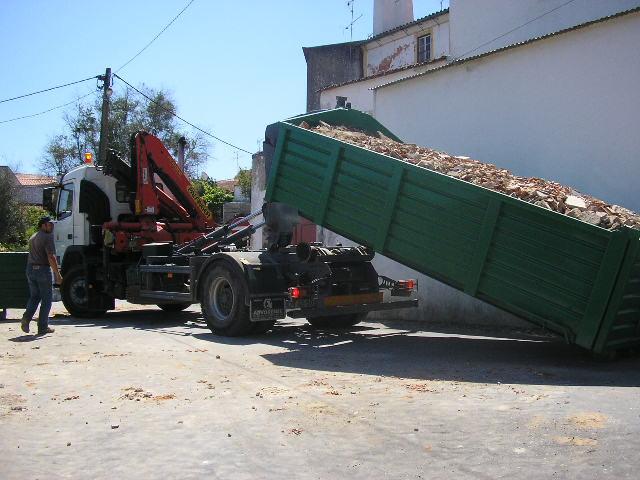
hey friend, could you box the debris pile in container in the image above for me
[300,121,640,231]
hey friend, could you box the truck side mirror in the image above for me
[42,186,58,215]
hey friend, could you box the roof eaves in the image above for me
[302,40,365,53]
[366,8,449,44]
[373,6,640,90]
[319,55,447,93]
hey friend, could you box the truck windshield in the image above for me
[57,183,74,220]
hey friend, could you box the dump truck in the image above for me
[20,107,640,354]
[41,127,417,335]
[264,108,640,355]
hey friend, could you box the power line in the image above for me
[0,90,98,125]
[451,0,577,61]
[0,75,98,104]
[114,73,254,155]
[116,0,197,72]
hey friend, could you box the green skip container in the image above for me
[265,108,640,354]
[0,252,29,320]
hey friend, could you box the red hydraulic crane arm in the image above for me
[131,131,214,230]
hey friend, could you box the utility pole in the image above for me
[97,67,112,166]
[178,136,187,171]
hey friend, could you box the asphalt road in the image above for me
[1,302,639,479]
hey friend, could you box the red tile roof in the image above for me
[217,179,237,192]
[15,173,57,186]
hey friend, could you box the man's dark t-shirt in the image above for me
[27,231,56,266]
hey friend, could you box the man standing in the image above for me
[21,216,63,335]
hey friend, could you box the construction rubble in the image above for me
[302,121,640,231]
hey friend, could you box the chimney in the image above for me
[373,0,414,36]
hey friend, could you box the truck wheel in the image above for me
[307,313,367,329]
[201,264,253,336]
[61,267,107,318]
[157,303,191,312]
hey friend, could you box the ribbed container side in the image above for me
[265,109,640,353]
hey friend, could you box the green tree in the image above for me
[0,169,49,251]
[0,168,25,247]
[190,178,233,222]
[235,168,251,200]
[41,85,209,178]
[64,103,99,165]
[22,205,49,240]
[40,135,77,177]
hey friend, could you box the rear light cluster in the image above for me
[397,279,416,290]
[289,286,309,299]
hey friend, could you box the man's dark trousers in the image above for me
[24,264,52,332]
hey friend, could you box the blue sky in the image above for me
[0,0,446,180]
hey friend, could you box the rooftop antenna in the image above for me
[345,0,362,42]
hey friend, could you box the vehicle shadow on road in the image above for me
[48,309,639,388]
[50,308,205,336]
[193,321,640,388]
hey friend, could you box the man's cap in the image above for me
[38,216,53,227]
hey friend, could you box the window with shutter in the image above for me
[417,34,431,63]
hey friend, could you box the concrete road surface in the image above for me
[1,302,639,479]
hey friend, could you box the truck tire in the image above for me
[61,267,107,318]
[307,313,367,329]
[157,303,191,313]
[200,264,253,336]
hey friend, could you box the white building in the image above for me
[0,167,57,206]
[304,0,640,327]
[307,3,450,114]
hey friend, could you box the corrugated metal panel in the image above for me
[264,109,640,354]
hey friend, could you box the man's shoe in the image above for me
[37,327,55,335]
[21,317,30,333]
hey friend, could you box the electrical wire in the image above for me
[450,0,577,61]
[114,73,254,155]
[0,90,98,125]
[0,75,98,104]
[116,0,197,72]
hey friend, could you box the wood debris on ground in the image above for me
[301,121,640,231]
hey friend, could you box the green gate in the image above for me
[0,252,29,320]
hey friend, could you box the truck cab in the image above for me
[49,162,133,263]
[43,135,219,318]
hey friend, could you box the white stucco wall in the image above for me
[319,58,447,114]
[364,13,449,76]
[373,0,414,36]
[250,154,266,249]
[435,20,450,58]
[19,185,46,205]
[449,0,640,58]
[375,10,640,211]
